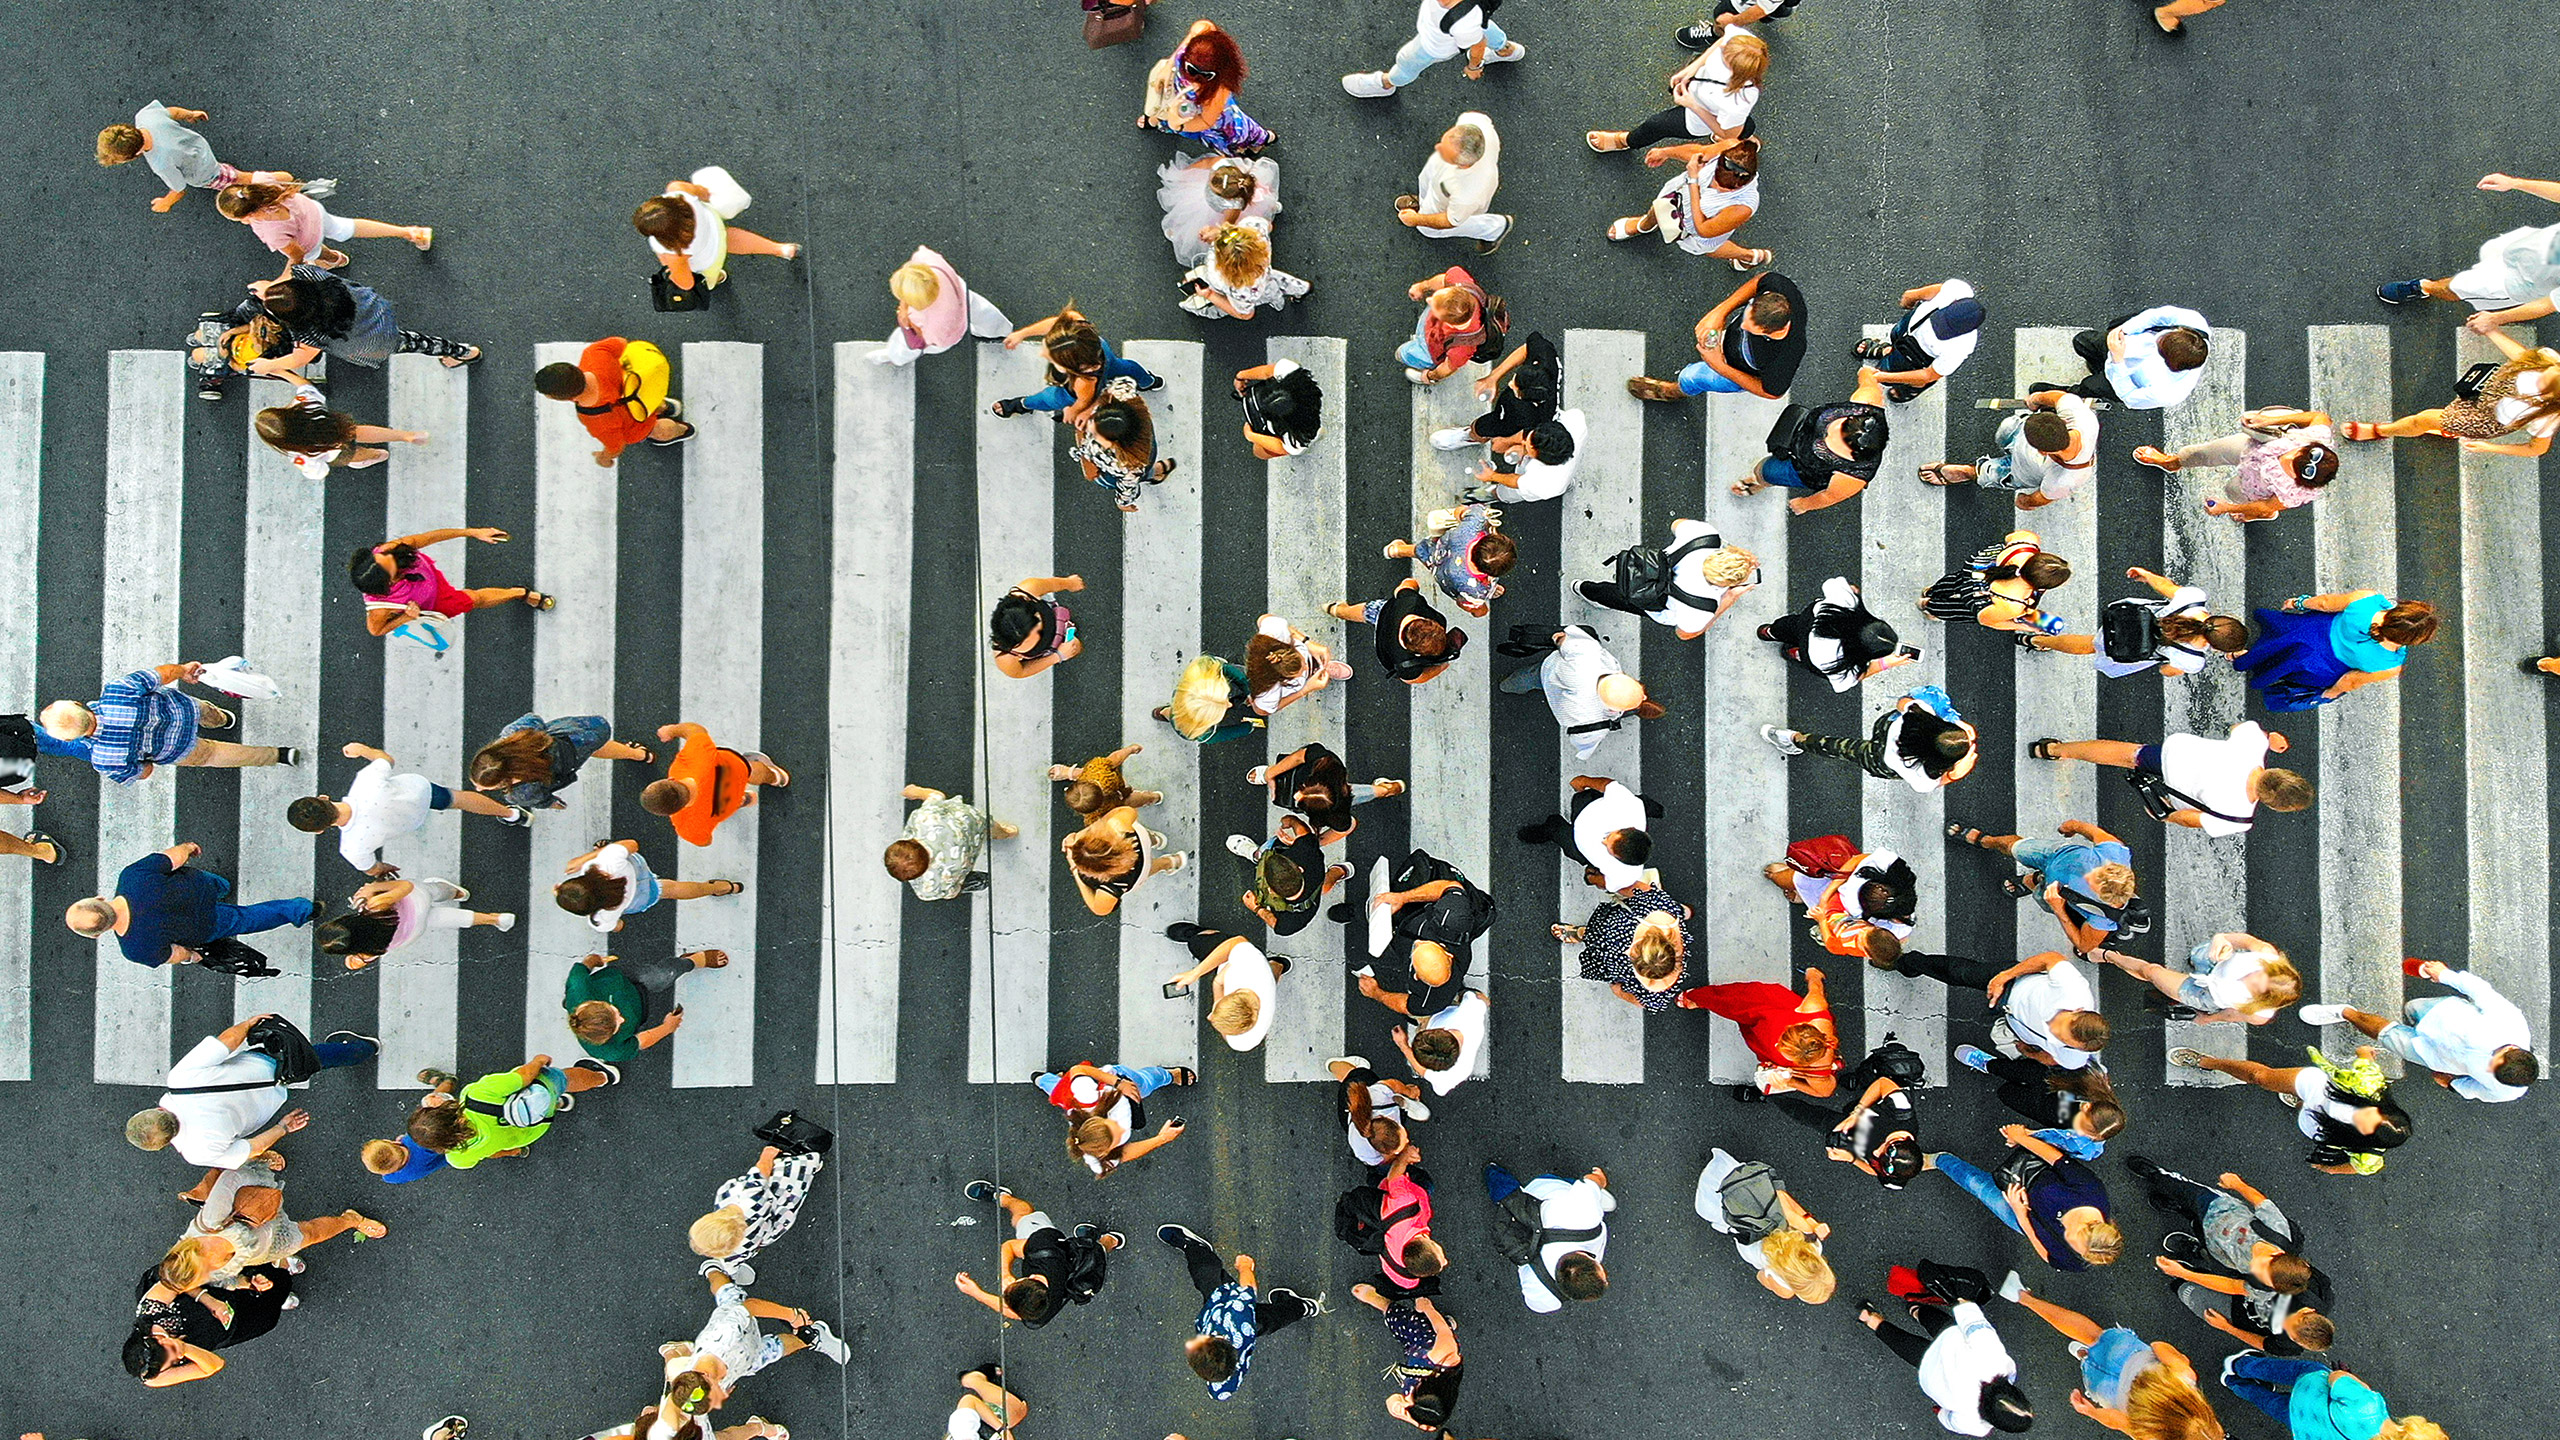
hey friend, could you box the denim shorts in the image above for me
[2079,1327,2155,1411]
[623,853,664,916]
[1758,454,1810,489]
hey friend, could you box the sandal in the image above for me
[2027,738,2063,760]
[990,398,1030,418]
[2340,420,2385,442]
[695,948,732,968]
[1169,1065,1199,1085]
[1945,822,1988,847]
[1852,337,1894,360]
[1550,923,1585,943]
[1151,456,1179,482]
[2132,445,2180,472]
[410,226,435,252]
[1918,462,1957,487]
[1729,248,1773,272]
[1607,217,1644,242]
[342,1211,389,1240]
[1762,861,1797,891]
[1246,766,1269,785]
[648,420,697,446]
[522,590,556,610]
[437,345,484,370]
[1586,131,1627,153]
[1731,471,1770,496]
[711,879,746,896]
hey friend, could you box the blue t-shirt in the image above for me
[1196,1280,1259,1400]
[2044,841,2133,934]
[116,855,224,966]
[2025,1159,2111,1273]
[2330,593,2404,674]
[376,1136,449,1184]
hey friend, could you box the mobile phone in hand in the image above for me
[1163,980,1191,999]
[1897,644,1924,660]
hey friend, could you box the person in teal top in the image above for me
[405,1054,620,1169]
[2236,589,2440,711]
[2219,1354,2443,1440]
[562,950,726,1062]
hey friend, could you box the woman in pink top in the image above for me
[216,180,430,271]
[868,246,1014,367]
[318,877,515,970]
[347,526,552,639]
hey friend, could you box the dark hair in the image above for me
[471,728,556,790]
[1188,1336,1240,1381]
[2052,1066,2126,1138]
[1843,412,1890,461]
[2019,553,2073,591]
[1091,398,1155,460]
[1043,314,1105,376]
[2492,1046,2540,1088]
[1747,292,1793,330]
[555,870,629,916]
[2374,600,2440,648]
[2157,327,2209,372]
[2161,613,2251,655]
[1857,879,1917,924]
[1249,364,1324,441]
[534,362,587,399]
[1553,1251,1608,1301]
[1411,1028,1462,1070]
[2265,1253,2314,1295]
[408,1101,474,1153]
[2292,443,2340,487]
[1176,24,1247,91]
[286,796,339,833]
[1896,713,1972,779]
[1981,1378,2035,1433]
[2021,411,2071,455]
[1876,1135,1923,1186]
[1714,138,1762,184]
[1003,1277,1058,1324]
[884,839,930,881]
[257,401,357,456]
[347,542,409,597]
[261,275,356,338]
[1245,633,1307,696]
[123,1326,167,1379]
[641,778,691,816]
[1400,1235,1447,1277]
[317,910,400,958]
[1474,531,1518,576]
[1606,828,1652,866]
[1259,850,1306,899]
[2061,1011,2111,1050]
[633,195,696,249]
[989,591,1051,655]
[2366,1095,2413,1146]
[1527,421,1576,464]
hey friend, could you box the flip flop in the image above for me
[1729,248,1772,272]
[2339,421,2385,442]
[1731,472,1770,496]
[523,590,556,610]
[437,345,484,369]
[1918,463,1959,487]
[2027,738,2064,760]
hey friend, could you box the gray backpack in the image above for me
[1717,1160,1789,1244]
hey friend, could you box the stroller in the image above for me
[186,300,322,401]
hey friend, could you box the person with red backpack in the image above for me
[1338,1144,1448,1299]
[1759,839,1918,964]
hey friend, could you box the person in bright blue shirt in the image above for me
[1159,1223,1321,1399]
[2238,590,2440,711]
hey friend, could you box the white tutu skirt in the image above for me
[1156,152,1282,266]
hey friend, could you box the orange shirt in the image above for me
[573,338,655,454]
[665,723,752,846]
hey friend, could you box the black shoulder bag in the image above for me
[243,1014,321,1084]
[651,269,715,314]
[2125,768,2253,829]
[753,1110,837,1156]
[1765,403,1814,457]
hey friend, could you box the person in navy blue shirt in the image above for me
[64,841,317,967]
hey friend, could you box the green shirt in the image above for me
[563,961,647,1062]
[445,1068,551,1169]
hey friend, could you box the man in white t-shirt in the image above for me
[287,741,528,877]
[1987,953,2108,1071]
[1926,389,2098,511]
[1344,0,1525,98]
[1580,519,1759,640]
[2031,724,2311,837]
[1516,776,1657,892]
[1461,407,1586,504]
[1395,989,1491,1096]
[2378,174,2560,332]
[124,1012,380,1167]
[1485,1161,1614,1312]
[1397,113,1512,251]
[1858,279,1985,402]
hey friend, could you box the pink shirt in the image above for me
[248,193,327,258]
[387,889,427,953]
[1380,1172,1434,1289]
[901,245,971,350]
[364,549,466,616]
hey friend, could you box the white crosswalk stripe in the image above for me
[2009,330,2100,972]
[0,352,39,1080]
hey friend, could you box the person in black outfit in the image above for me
[1736,366,1891,515]
[1954,1046,2127,1144]
[1254,742,1405,840]
[1333,579,1468,686]
[1234,359,1324,460]
[1675,0,1804,48]
[1627,272,1805,403]
[1353,1286,1465,1436]
[1766,1042,1925,1188]
[954,1180,1120,1328]
[1227,816,1346,934]
[1759,577,1918,691]
[1764,693,1977,790]
[1429,331,1560,449]
[1339,850,1493,1020]
[126,1262,294,1383]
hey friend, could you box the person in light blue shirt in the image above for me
[2305,960,2537,1102]
[2053,305,2211,410]
[1949,818,2137,955]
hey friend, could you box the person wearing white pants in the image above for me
[317,876,514,970]
[869,244,1014,366]
[1342,0,1525,98]
[1397,112,1511,253]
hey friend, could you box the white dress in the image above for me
[1179,216,1309,318]
[1155,153,1281,266]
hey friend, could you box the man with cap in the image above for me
[1855,280,1985,403]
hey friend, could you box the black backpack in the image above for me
[1334,1182,1422,1256]
[2101,597,2163,664]
[1612,533,1720,612]
[1854,1034,1930,1091]
[1059,1233,1111,1305]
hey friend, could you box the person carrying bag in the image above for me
[1083,0,1153,47]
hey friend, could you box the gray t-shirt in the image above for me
[137,102,223,189]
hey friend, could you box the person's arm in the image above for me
[238,1108,312,1159]
[1170,940,1230,989]
[2127,566,2182,600]
[341,741,394,766]
[952,1271,1009,1315]
[1999,1123,2066,1163]
[391,527,478,551]
[2067,1389,2136,1437]
[1986,950,2065,1005]
[1113,1119,1187,1165]
[1357,974,1418,1016]
[1002,313,1061,349]
[2479,172,2560,205]
[636,1004,685,1050]
[159,840,204,871]
[2321,668,2395,700]
[2059,818,2122,846]
[2006,1185,2053,1261]
[2044,887,2107,956]
[2472,295,2558,334]
[1701,275,1759,335]
[2154,1257,2247,1294]
[143,1341,225,1387]
[2218,1170,2271,1209]
[1786,473,1865,517]
[1233,362,1276,388]
[1418,1295,1461,1365]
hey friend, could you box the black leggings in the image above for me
[1890,950,2007,993]
[396,329,475,360]
[1983,1053,2075,1127]
[1578,575,1651,616]
[1870,1303,1954,1367]
[1169,923,1236,961]
[1172,1230,1315,1333]
[1769,1091,1848,1133]
[1623,107,1756,151]
[2135,1163,2222,1230]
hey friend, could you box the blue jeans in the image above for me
[1931,1154,2025,1234]
[210,876,319,942]
[1483,1160,1523,1202]
[1678,360,1745,395]
[1019,341,1160,413]
[1498,662,1546,695]
[1386,22,1509,86]
[1397,313,1435,371]
[2223,1353,2329,1426]
[1031,1063,1178,1099]
[312,1036,380,1069]
[1755,454,1812,489]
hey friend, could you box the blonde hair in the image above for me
[1209,224,1271,287]
[2085,862,2137,908]
[2079,1219,2125,1265]
[97,123,144,164]
[361,1139,407,1174]
[1759,1229,1834,1304]
[569,1000,624,1044]
[1719,33,1770,90]
[1068,1114,1119,1159]
[1209,989,1263,1037]
[889,263,941,311]
[688,1206,748,1258]
[1700,546,1758,587]
[1168,655,1243,740]
[2123,1367,2225,1440]
[158,1237,218,1292]
[1627,925,1679,983]
[2377,1420,2447,1440]
[2250,957,2303,1013]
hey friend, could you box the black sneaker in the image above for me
[1163,922,1206,943]
[1137,374,1166,392]
[1575,581,1616,608]
[1731,1084,1765,1104]
[1673,21,1715,50]
[2161,1231,2207,1264]
[322,1030,381,1050]
[2122,1154,2164,1179]
[274,746,302,767]
[963,1179,1009,1204]
[1158,1223,1208,1250]
[1326,900,1358,923]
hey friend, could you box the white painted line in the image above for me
[523,342,620,1064]
[1857,323,1947,1066]
[377,356,470,1087]
[231,379,325,1031]
[1253,337,1344,1081]
[2010,329,2101,970]
[0,353,40,1082]
[93,351,184,1085]
[817,345,915,1085]
[1699,387,1789,1084]
[1409,366,1494,1068]
[2458,325,2550,1045]
[2308,326,2405,1061]
[2159,330,2250,1083]
[672,342,764,1090]
[1559,329,1647,1084]
[971,342,1055,1084]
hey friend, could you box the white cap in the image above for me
[1066,1074,1104,1107]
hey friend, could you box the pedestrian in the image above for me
[535,338,694,465]
[1996,1277,2224,1440]
[1766,1041,1927,1187]
[635,170,800,298]
[1679,970,1842,1097]
[1927,1125,2123,1271]
[1579,521,1759,640]
[1232,359,1324,459]
[349,527,550,641]
[2052,307,2212,410]
[2234,591,2437,711]
[1160,1223,1323,1398]
[1693,1148,1836,1303]
[469,714,655,813]
[1759,576,1919,688]
[1947,819,2140,957]
[1432,329,1561,451]
[1855,280,1986,402]
[1330,1056,1434,1167]
[248,265,481,371]
[1178,219,1309,319]
[1496,625,1661,760]
[1762,686,1979,792]
[1141,20,1273,155]
[2029,725,2312,836]
[1675,0,1804,46]
[96,102,275,212]
[869,245,1014,366]
[954,1180,1121,1326]
[2349,327,2560,458]
[2377,172,2560,331]
[1063,804,1186,916]
[1158,153,1281,266]
[1051,745,1157,821]
[1919,530,2076,640]
[1735,365,1890,512]
[405,1054,621,1170]
[2157,1244,2336,1359]
[1345,851,1492,1026]
[1329,580,1469,685]
[992,307,1164,423]
[68,841,317,969]
[1225,818,1348,933]
[1625,272,1805,402]
[1252,742,1404,841]
[2094,936,2298,1026]
[1383,503,1516,617]
[2126,1158,2330,1362]
[1585,27,1767,155]
[125,1013,377,1168]
[1558,881,1695,1011]
[1857,1263,2033,1436]
[564,950,728,1060]
[2022,566,2247,676]
[1911,948,2108,1070]
[645,721,791,846]
[989,576,1086,679]
[125,1261,294,1386]
[40,662,298,782]
[1343,0,1525,97]
[1607,136,1769,264]
[250,382,430,478]
[1484,1161,1613,1311]
[1394,988,1492,1097]
[159,1157,387,1292]
[1397,266,1508,385]
[1922,391,2099,511]
[1454,410,1584,505]
[1950,1046,2127,1150]
[290,740,529,877]
[2134,406,2339,523]
[2170,1043,2411,1175]
[217,179,429,269]
[1245,613,1353,718]
[1518,774,1660,892]
[1760,843,1916,965]
[690,1137,826,1283]
[2301,957,2538,1101]
[1350,1288,1465,1434]
[1060,1071,1189,1177]
[316,877,514,970]
[1391,113,1513,253]
[941,1367,1029,1440]
[0,714,67,867]
[1339,1144,1448,1298]
[555,839,743,932]
[1157,654,1263,745]
[2221,1358,2444,1440]
[1073,392,1179,513]
[657,1268,851,1419]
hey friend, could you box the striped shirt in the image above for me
[86,670,199,783]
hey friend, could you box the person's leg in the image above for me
[2170,434,2254,469]
[178,738,285,767]
[1994,1078,2058,1124]
[395,331,479,361]
[722,226,798,257]
[659,879,738,901]
[445,789,520,818]
[743,755,788,786]
[1482,1160,1522,1203]
[2188,1055,2303,1096]
[1929,1154,2025,1233]
[2041,740,2144,769]
[1255,1288,1317,1334]
[210,896,320,938]
[1796,732,1884,772]
[1016,381,1078,414]
[1866,1313,1935,1367]
[1111,1064,1181,1097]
[312,1034,381,1069]
[1174,1232,1231,1297]
[1398,312,1436,370]
[2221,1370,2298,1428]
[1674,360,1746,396]
[1578,575,1652,614]
[1101,346,1162,391]
[1383,35,1440,87]
[1768,1092,1846,1133]
[1983,1053,2054,1088]
[1498,662,1546,694]
[1417,212,1510,243]
[1516,813,1572,849]
[1890,950,2006,992]
[2010,1284,2106,1344]
[294,1209,386,1249]
[1622,106,1696,150]
[0,832,55,862]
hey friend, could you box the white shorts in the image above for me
[1014,1210,1056,1241]
[2447,256,2546,311]
[316,207,357,245]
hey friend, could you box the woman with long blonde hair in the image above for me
[1060,804,1186,916]
[1586,29,1767,154]
[2096,935,2301,1025]
[2002,1280,2224,1440]
[1180,218,1310,320]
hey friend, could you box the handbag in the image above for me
[197,656,283,702]
[1765,402,1814,457]
[753,1109,837,1156]
[2101,597,2163,665]
[1990,1143,2051,1193]
[688,166,753,220]
[1085,0,1146,47]
[389,614,452,656]
[1784,833,1859,879]
[2124,768,2252,829]
[200,936,281,980]
[651,269,715,314]
[243,1013,320,1082]
[2454,360,2500,402]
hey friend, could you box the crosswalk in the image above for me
[3,325,2549,1088]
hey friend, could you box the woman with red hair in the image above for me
[1141,20,1273,156]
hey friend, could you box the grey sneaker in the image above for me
[1953,1044,1993,1074]
[801,1319,851,1364]
[497,805,532,828]
[2166,1047,2208,1070]
[700,1256,756,1284]
[1759,725,1803,756]
[1998,1270,2026,1302]
[1430,427,1477,451]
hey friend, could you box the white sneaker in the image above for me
[802,1319,851,1364]
[865,348,902,366]
[1226,834,1263,859]
[2297,1004,2349,1027]
[700,1255,756,1284]
[1430,427,1477,451]
[1405,367,1432,385]
[1759,724,1803,756]
[1998,1270,2026,1302]
[1480,40,1525,65]
[1341,71,1397,97]
[494,913,518,933]
[1400,1093,1432,1122]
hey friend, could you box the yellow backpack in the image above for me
[611,340,672,424]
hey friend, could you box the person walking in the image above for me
[1693,1149,1836,1304]
[1763,686,1977,792]
[2346,326,2560,457]
[1606,136,1768,263]
[1856,280,1986,401]
[1927,1126,2122,1271]
[40,662,297,782]
[69,841,317,969]
[554,840,742,932]
[2300,957,2538,1101]
[954,1180,1121,1327]
[1233,359,1324,459]
[1675,0,1805,46]
[1433,329,1561,451]
[2134,407,2339,522]
[250,382,429,478]
[1627,272,1805,402]
[658,1268,851,1421]
[564,950,728,1061]
[869,245,1014,366]
[1897,948,2109,1070]
[1759,576,1918,689]
[1226,818,1347,933]
[1858,1265,2034,1437]
[290,740,528,877]
[1586,28,1767,155]
[1384,503,1516,617]
[405,1054,620,1170]
[349,527,549,640]
[2028,725,2312,836]
[1253,742,1404,841]
[0,713,68,867]
[1051,744,1162,819]
[1141,20,1273,155]
[1063,803,1187,916]
[2377,172,2560,331]
[992,308,1164,423]
[316,877,513,970]
[1344,0,1525,97]
[1518,774,1660,892]
[1559,880,1695,1011]
[1392,114,1512,252]
[1767,1042,1927,1187]
[1156,654,1263,744]
[1996,1277,2225,1440]
[1761,844,1917,965]
[158,1158,388,1293]
[1922,390,2099,511]
[248,266,481,371]
[2169,1044,2413,1176]
[469,713,654,813]
[1346,849,1493,1021]
[125,1260,295,1386]
[1351,1288,1466,1434]
[217,179,429,269]
[2022,566,2247,677]
[1178,220,1309,319]
[1454,410,1584,505]
[2235,591,2437,711]
[1679,971,1842,1097]
[97,102,282,211]
[941,1367,1030,1440]
[125,1013,378,1169]
[690,1136,827,1284]
[1159,1223,1324,1399]
[1244,613,1353,718]
[2221,1359,2444,1440]
[1073,393,1178,513]
[1918,531,2075,640]
[1397,266,1508,384]
[1579,522,1758,640]
[1340,1144,1448,1299]
[1331,1055,1432,1164]
[1329,580,1468,686]
[1734,365,1891,513]
[1159,153,1282,266]
[1394,989,1492,1097]
[2126,1158,2328,1360]
[1950,1047,2127,1151]
[645,721,791,846]
[1497,625,1660,760]
[1948,819,2140,957]
[1043,1062,1195,1177]
[989,576,1086,679]
[2050,307,2211,410]
[634,171,801,299]
[2095,936,2298,1026]
[535,338,694,465]
[1483,1161,1613,1311]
